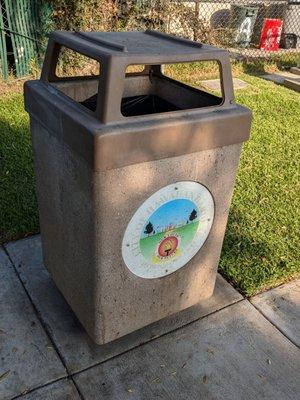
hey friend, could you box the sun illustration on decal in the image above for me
[157,234,179,258]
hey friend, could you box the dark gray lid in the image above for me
[50,30,228,62]
[26,30,252,171]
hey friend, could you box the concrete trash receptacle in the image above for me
[25,30,252,345]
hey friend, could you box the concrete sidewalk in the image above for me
[0,235,299,400]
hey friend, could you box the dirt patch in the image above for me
[0,78,28,97]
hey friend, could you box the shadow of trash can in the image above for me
[24,30,252,345]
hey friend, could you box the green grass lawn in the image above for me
[0,93,38,243]
[220,74,300,296]
[0,73,299,296]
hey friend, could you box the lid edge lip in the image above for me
[25,80,251,137]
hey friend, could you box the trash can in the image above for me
[231,4,259,47]
[283,1,300,49]
[25,30,252,345]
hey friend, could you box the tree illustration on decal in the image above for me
[189,209,197,223]
[144,222,154,236]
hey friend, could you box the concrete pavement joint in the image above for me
[70,379,85,400]
[2,245,85,400]
[10,378,66,400]
[13,297,246,399]
[70,297,246,380]
[3,239,299,399]
[2,245,69,372]
[10,377,85,400]
[250,299,300,350]
[2,289,244,400]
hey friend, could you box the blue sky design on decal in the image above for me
[141,198,199,239]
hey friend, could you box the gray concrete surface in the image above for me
[251,279,300,347]
[15,379,81,400]
[74,301,300,400]
[200,78,248,92]
[0,249,66,400]
[290,67,300,76]
[262,71,300,85]
[5,235,242,374]
[283,79,300,93]
[261,71,300,92]
[1,235,299,400]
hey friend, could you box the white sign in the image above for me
[122,181,214,279]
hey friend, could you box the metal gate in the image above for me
[0,0,40,80]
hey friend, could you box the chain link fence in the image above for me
[0,0,40,80]
[1,0,299,80]
[132,0,300,64]
[191,0,299,62]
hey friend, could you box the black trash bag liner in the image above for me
[81,94,181,116]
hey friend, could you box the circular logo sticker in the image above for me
[122,181,214,279]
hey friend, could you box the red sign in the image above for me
[259,19,283,51]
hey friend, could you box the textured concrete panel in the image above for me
[284,79,300,93]
[0,249,66,400]
[290,67,300,76]
[200,78,248,92]
[262,71,300,84]
[92,144,242,343]
[251,280,300,347]
[17,379,81,400]
[5,235,242,374]
[74,301,300,400]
